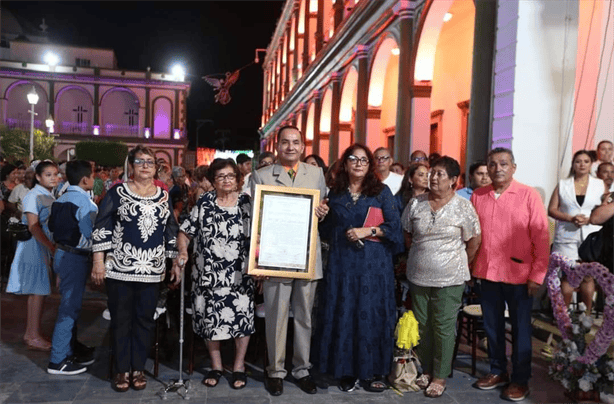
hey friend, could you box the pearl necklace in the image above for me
[349,188,361,203]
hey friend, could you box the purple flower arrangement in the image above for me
[546,253,614,392]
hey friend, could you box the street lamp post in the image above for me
[27,87,39,162]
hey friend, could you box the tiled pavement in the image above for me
[0,289,605,404]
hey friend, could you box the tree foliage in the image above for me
[0,126,56,163]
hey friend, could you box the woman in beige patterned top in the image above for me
[401,156,481,398]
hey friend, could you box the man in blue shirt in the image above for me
[457,161,491,200]
[47,160,98,375]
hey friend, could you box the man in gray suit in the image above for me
[252,125,329,396]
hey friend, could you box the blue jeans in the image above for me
[50,250,90,364]
[480,280,533,385]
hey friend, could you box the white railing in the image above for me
[61,122,90,134]
[5,118,43,131]
[104,124,139,136]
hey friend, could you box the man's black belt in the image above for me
[57,244,91,256]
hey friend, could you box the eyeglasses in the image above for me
[411,157,428,162]
[375,156,391,163]
[347,155,369,166]
[133,158,156,167]
[214,173,237,182]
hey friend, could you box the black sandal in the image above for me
[230,371,247,390]
[362,378,387,393]
[202,369,223,387]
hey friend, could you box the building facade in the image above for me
[260,0,613,200]
[0,10,191,167]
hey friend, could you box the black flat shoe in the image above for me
[230,371,247,390]
[297,375,317,394]
[265,377,283,396]
[338,376,358,392]
[202,369,223,387]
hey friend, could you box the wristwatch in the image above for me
[371,227,377,237]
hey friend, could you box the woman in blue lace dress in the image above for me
[7,161,58,351]
[91,146,179,392]
[176,158,254,390]
[314,144,404,392]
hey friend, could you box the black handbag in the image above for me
[578,229,603,263]
[7,222,32,241]
[582,192,614,271]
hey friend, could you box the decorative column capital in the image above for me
[297,102,307,112]
[354,44,369,58]
[392,1,413,18]
[312,89,322,100]
[330,71,343,82]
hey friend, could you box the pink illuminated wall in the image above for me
[153,97,172,139]
[429,0,474,160]
[320,87,332,133]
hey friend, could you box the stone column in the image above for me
[354,45,369,145]
[393,1,413,166]
[315,0,324,54]
[174,89,180,131]
[312,89,322,156]
[293,4,300,82]
[329,72,342,162]
[93,85,100,126]
[145,88,150,128]
[299,103,308,138]
[466,0,497,176]
[284,23,291,96]
[333,0,344,29]
[302,0,311,71]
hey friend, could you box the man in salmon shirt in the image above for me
[470,147,549,402]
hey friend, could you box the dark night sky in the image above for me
[2,0,284,150]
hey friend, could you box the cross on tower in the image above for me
[73,106,88,123]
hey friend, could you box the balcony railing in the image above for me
[104,124,139,136]
[5,118,43,131]
[61,121,91,134]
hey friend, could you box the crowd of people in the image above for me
[1,135,612,400]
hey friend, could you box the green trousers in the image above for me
[409,283,465,379]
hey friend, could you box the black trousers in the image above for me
[106,279,159,373]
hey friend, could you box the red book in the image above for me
[362,207,384,242]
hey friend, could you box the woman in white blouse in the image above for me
[402,156,481,398]
[548,149,607,313]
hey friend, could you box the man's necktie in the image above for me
[288,168,295,181]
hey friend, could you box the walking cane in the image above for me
[158,259,190,400]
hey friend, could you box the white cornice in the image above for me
[261,0,401,137]
[264,0,297,67]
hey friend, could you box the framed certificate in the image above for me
[248,184,320,280]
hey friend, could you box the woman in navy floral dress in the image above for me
[314,144,404,392]
[176,158,254,390]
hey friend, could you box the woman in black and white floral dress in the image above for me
[176,158,254,390]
